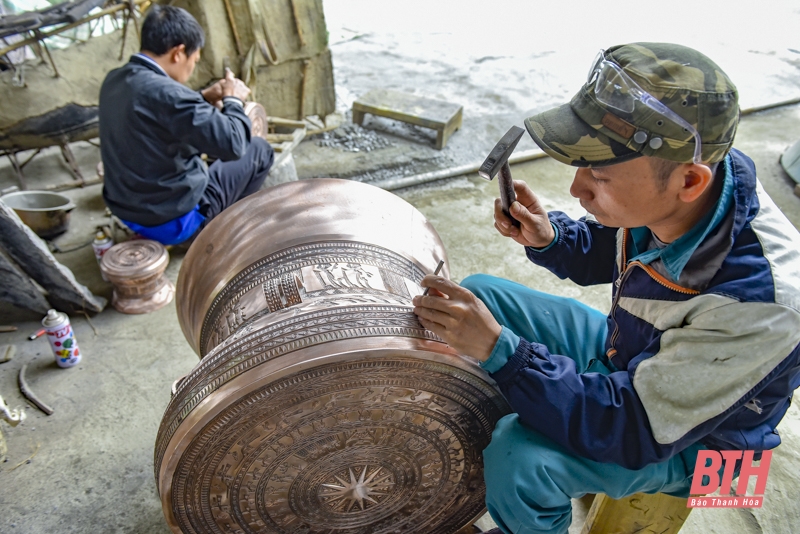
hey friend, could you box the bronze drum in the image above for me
[155,179,510,534]
[101,239,175,314]
[244,102,269,140]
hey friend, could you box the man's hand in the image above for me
[494,179,555,248]
[412,275,501,362]
[220,67,251,101]
[201,79,225,107]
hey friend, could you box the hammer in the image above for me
[479,126,525,227]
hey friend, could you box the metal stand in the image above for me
[2,142,103,192]
[2,148,41,190]
[59,143,84,181]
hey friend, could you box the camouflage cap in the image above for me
[524,43,739,166]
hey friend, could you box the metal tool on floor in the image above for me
[479,126,525,227]
[0,344,15,363]
[19,364,53,415]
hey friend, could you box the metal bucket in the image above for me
[155,179,510,534]
[0,191,75,239]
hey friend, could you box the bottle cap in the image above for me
[42,308,65,328]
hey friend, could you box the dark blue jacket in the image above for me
[491,149,800,469]
[99,55,251,226]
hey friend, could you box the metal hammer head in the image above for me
[478,126,525,180]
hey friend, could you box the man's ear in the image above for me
[170,44,187,63]
[677,164,714,203]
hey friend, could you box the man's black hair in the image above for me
[140,5,205,56]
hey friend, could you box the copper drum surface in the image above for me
[156,179,510,534]
[100,239,175,314]
[244,102,269,140]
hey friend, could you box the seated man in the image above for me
[413,43,800,534]
[99,5,274,245]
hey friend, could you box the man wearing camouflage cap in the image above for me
[413,43,800,533]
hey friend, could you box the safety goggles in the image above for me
[587,50,703,164]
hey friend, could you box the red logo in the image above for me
[687,450,772,508]
[49,325,71,338]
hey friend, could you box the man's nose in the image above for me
[570,168,594,200]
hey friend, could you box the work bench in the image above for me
[352,88,463,150]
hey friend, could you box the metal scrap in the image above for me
[0,393,25,426]
[18,364,53,416]
[314,124,393,152]
[0,392,25,464]
[0,344,15,363]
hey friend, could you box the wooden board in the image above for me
[266,117,306,158]
[248,0,328,63]
[177,0,335,120]
[352,89,463,149]
[580,492,691,534]
[253,49,335,120]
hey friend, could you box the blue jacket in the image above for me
[489,149,800,470]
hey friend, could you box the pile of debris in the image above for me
[314,124,393,153]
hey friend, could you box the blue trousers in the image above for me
[461,274,703,534]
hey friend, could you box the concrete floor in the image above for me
[2,2,800,533]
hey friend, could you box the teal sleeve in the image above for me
[526,222,559,253]
[480,326,521,374]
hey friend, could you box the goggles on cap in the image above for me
[587,50,703,164]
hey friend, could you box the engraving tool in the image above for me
[422,259,445,296]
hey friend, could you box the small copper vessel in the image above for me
[100,239,175,314]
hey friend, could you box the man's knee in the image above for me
[483,414,574,533]
[461,273,503,301]
[461,273,514,319]
[250,136,274,174]
[484,414,550,483]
